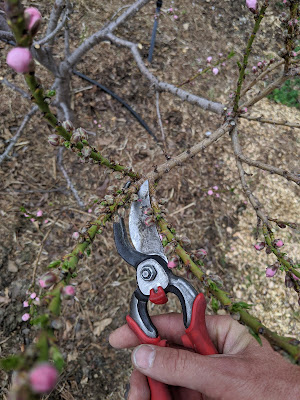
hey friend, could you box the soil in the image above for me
[0,1,299,399]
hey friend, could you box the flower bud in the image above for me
[62,285,76,297]
[78,127,87,140]
[168,255,179,269]
[266,266,278,278]
[24,7,42,36]
[179,236,191,247]
[212,67,219,75]
[276,222,286,229]
[252,66,257,73]
[144,216,155,227]
[39,272,57,289]
[71,130,81,144]
[81,146,92,158]
[164,243,174,256]
[246,0,257,12]
[144,207,153,215]
[29,363,58,393]
[62,120,74,132]
[95,205,107,215]
[206,56,212,63]
[273,239,284,248]
[72,232,79,240]
[6,47,34,74]
[254,242,265,251]
[265,246,272,254]
[285,274,294,288]
[48,133,60,147]
[194,248,207,259]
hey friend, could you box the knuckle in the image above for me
[164,348,190,375]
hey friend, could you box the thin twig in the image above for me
[35,11,67,47]
[57,147,85,208]
[239,114,300,129]
[230,125,271,228]
[0,106,38,165]
[155,91,166,149]
[46,0,66,43]
[31,214,61,286]
[0,77,30,99]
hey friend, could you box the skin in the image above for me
[109,313,300,400]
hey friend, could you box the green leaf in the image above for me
[227,50,235,59]
[31,314,49,328]
[47,90,56,97]
[50,346,64,373]
[86,248,91,256]
[248,327,262,346]
[48,260,61,269]
[211,297,219,313]
[49,293,61,316]
[231,301,253,313]
[36,332,49,362]
[0,355,23,371]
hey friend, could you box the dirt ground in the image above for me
[0,0,299,399]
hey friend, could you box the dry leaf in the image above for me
[93,318,112,336]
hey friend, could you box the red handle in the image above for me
[126,316,172,400]
[181,293,218,355]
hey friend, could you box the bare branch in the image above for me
[230,125,271,228]
[60,102,71,121]
[155,91,166,149]
[35,10,67,47]
[57,148,85,208]
[0,29,14,41]
[106,33,224,115]
[0,77,30,99]
[240,114,300,129]
[46,0,65,39]
[0,106,38,165]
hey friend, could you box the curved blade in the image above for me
[129,180,167,262]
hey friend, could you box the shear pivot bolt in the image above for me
[140,265,157,281]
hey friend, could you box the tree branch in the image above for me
[239,114,300,129]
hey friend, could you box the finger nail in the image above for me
[132,345,156,369]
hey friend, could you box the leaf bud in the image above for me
[273,239,284,248]
[179,236,191,247]
[254,242,265,251]
[194,248,207,259]
[104,195,114,205]
[48,133,60,147]
[167,255,180,269]
[39,272,57,289]
[81,146,92,158]
[78,127,87,140]
[71,130,81,144]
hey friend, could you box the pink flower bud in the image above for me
[22,313,30,321]
[44,219,49,224]
[252,66,257,73]
[212,67,219,75]
[144,207,153,215]
[36,210,43,217]
[206,56,212,63]
[215,193,220,198]
[246,0,257,11]
[257,61,263,69]
[29,363,58,393]
[6,47,33,74]
[254,242,265,251]
[292,274,299,281]
[39,272,57,289]
[145,216,155,227]
[213,186,218,190]
[23,301,29,308]
[194,249,207,259]
[266,266,278,278]
[168,255,179,269]
[168,7,173,12]
[48,133,60,147]
[274,239,284,248]
[62,285,76,297]
[30,292,36,299]
[25,7,42,36]
[207,190,213,195]
[72,231,79,240]
[173,15,178,20]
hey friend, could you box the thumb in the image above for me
[132,344,235,397]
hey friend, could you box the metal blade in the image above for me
[129,180,167,262]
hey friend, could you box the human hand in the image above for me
[109,313,300,400]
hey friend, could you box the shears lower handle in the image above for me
[126,293,217,400]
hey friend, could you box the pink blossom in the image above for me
[266,267,277,278]
[215,193,220,198]
[30,218,35,223]
[206,56,212,63]
[246,0,257,10]
[34,297,40,304]
[168,7,173,12]
[257,61,263,68]
[24,213,29,217]
[30,293,36,299]
[252,66,257,73]
[25,7,42,35]
[242,107,248,113]
[22,313,30,321]
[291,51,297,57]
[173,15,178,19]
[36,210,43,217]
[93,120,97,124]
[72,231,80,240]
[6,47,33,74]
[207,190,213,195]
[29,363,58,393]
[88,208,92,213]
[23,301,29,307]
[254,242,265,251]
[212,68,219,75]
[98,124,102,128]
[62,285,76,297]
[222,62,226,67]
[213,186,218,190]
[167,256,179,269]
[44,219,49,224]
[292,274,299,281]
[274,239,284,248]
[219,53,223,57]
[39,272,57,289]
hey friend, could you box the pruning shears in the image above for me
[113,180,217,400]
